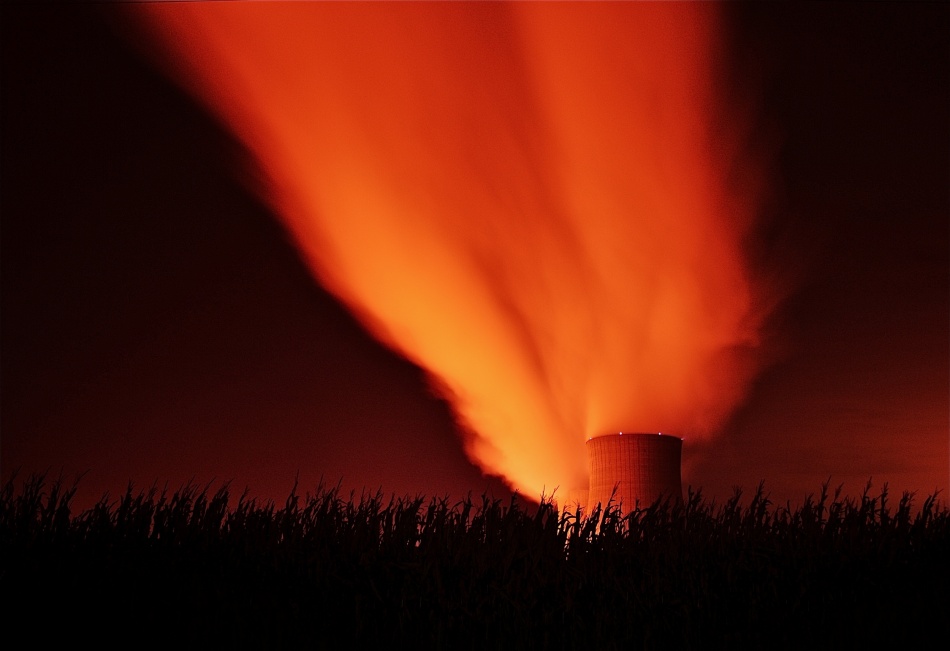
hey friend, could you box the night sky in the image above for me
[2,3,947,509]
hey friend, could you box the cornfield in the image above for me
[2,473,947,648]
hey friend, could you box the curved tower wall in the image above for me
[586,433,682,512]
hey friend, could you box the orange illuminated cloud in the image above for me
[130,3,771,497]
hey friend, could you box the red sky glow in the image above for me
[2,3,946,509]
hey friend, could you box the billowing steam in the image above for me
[131,3,770,496]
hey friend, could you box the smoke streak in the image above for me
[132,3,770,496]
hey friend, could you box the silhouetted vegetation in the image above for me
[2,473,948,648]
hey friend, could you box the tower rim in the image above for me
[586,431,683,442]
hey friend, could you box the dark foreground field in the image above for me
[2,474,948,648]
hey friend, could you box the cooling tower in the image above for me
[586,433,682,512]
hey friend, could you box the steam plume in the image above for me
[132,3,770,495]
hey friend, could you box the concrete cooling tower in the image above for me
[586,432,683,512]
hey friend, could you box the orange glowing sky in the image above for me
[1,3,946,508]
